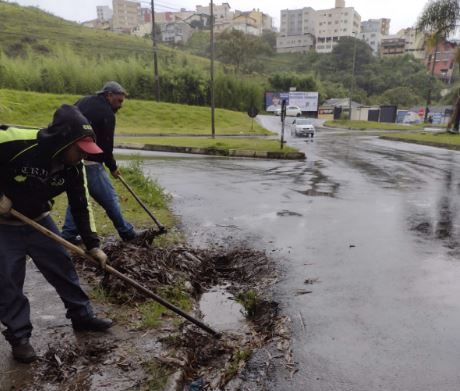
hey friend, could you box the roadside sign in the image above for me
[289,92,319,112]
[247,106,259,118]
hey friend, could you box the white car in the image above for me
[275,105,303,117]
[291,118,315,138]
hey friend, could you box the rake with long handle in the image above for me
[10,209,220,338]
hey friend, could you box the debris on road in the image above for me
[19,241,290,390]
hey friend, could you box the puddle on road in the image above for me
[297,167,340,198]
[199,285,249,333]
[277,210,303,217]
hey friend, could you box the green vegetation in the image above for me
[51,160,174,238]
[416,0,460,131]
[89,285,112,304]
[224,349,253,380]
[381,132,460,146]
[0,2,265,111]
[325,119,424,131]
[236,290,260,318]
[142,360,172,391]
[116,137,296,154]
[0,1,207,64]
[138,283,193,329]
[0,89,270,135]
[0,1,448,113]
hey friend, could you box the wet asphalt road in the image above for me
[138,116,460,391]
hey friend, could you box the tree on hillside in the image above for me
[261,30,277,52]
[377,87,423,108]
[329,37,374,73]
[215,30,272,73]
[416,0,460,122]
[269,72,319,92]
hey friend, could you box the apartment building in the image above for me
[234,9,274,35]
[196,2,234,21]
[231,13,259,35]
[397,27,425,59]
[141,7,152,23]
[277,1,360,54]
[380,35,406,56]
[112,0,142,31]
[97,5,113,22]
[359,18,390,55]
[315,1,361,53]
[425,38,457,82]
[277,7,316,53]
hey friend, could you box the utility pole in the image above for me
[210,0,216,138]
[151,0,160,101]
[348,34,357,120]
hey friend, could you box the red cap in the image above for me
[76,136,103,154]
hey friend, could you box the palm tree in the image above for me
[443,47,460,131]
[416,0,460,124]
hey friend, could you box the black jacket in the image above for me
[0,105,100,250]
[75,95,117,172]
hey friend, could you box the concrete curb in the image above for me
[380,136,460,151]
[118,133,273,138]
[323,125,426,132]
[115,143,306,160]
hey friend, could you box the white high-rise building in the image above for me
[315,2,361,53]
[112,0,142,31]
[277,0,361,54]
[97,5,113,22]
[277,7,316,53]
[359,18,390,55]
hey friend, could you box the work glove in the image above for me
[88,248,108,269]
[111,168,121,179]
[0,195,12,217]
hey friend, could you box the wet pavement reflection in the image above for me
[130,117,460,391]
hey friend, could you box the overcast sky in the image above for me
[9,0,429,34]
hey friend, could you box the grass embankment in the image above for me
[116,136,296,153]
[0,88,270,136]
[50,160,178,244]
[325,119,424,131]
[0,0,207,66]
[380,132,460,147]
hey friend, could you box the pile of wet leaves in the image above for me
[34,340,116,384]
[71,241,286,390]
[75,242,277,305]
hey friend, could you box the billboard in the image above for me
[289,92,319,112]
[265,91,319,112]
[265,92,289,112]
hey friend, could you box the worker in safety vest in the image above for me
[0,104,112,363]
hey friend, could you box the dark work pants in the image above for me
[0,216,93,343]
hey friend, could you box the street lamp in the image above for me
[348,32,358,119]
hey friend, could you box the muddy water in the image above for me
[199,285,248,333]
[127,118,460,391]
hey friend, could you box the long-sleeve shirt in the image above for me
[75,95,118,172]
[0,126,100,250]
